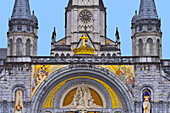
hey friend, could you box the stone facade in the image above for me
[0,0,170,113]
[51,0,121,57]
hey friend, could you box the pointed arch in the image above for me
[138,39,143,56]
[9,39,13,56]
[26,39,31,56]
[16,38,22,56]
[146,38,153,55]
[157,39,160,56]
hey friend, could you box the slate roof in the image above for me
[138,0,158,19]
[12,0,31,20]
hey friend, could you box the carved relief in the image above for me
[63,84,102,109]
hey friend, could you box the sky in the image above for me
[0,0,170,59]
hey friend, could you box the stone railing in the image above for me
[5,56,161,65]
[4,56,161,65]
[5,56,31,63]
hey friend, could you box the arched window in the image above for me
[61,53,65,57]
[66,53,70,57]
[107,53,111,57]
[142,89,151,113]
[112,53,116,57]
[139,39,143,56]
[157,39,160,56]
[55,53,59,57]
[14,89,24,112]
[101,53,105,57]
[26,39,31,56]
[9,39,13,56]
[146,38,153,55]
[16,38,22,56]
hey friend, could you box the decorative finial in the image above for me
[84,25,87,32]
[80,33,88,48]
[135,10,137,15]
[115,27,120,40]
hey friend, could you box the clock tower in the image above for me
[51,0,121,56]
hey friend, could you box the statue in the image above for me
[143,96,151,113]
[63,84,102,109]
[14,89,24,113]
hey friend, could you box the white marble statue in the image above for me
[63,84,102,109]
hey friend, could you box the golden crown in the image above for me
[73,34,95,55]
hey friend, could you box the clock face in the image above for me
[79,10,92,24]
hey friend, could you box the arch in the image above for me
[107,53,111,57]
[140,86,154,102]
[112,53,116,57]
[157,39,160,56]
[138,39,143,56]
[55,53,59,57]
[101,53,105,57]
[142,88,152,112]
[16,38,23,56]
[60,53,65,57]
[31,66,134,113]
[41,108,53,113]
[26,39,31,56]
[146,38,153,56]
[57,80,108,109]
[12,85,27,102]
[9,39,13,56]
[14,89,25,112]
[66,53,70,57]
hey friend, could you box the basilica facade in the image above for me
[0,0,170,113]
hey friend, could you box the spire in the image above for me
[139,0,158,19]
[12,0,31,20]
[115,27,120,41]
[52,27,56,42]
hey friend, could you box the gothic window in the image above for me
[14,89,24,113]
[157,39,160,56]
[26,39,31,56]
[101,53,105,57]
[107,53,111,57]
[61,53,65,57]
[16,38,22,56]
[66,53,70,57]
[112,53,116,57]
[138,39,143,56]
[55,53,59,57]
[146,38,153,55]
[10,39,13,56]
[142,89,151,113]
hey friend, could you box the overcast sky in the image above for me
[0,0,170,58]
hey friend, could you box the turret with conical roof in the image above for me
[7,0,39,57]
[131,0,162,58]
[138,0,158,19]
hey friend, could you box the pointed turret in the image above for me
[12,0,31,20]
[115,27,120,41]
[7,0,39,56]
[115,27,120,50]
[52,27,56,43]
[139,0,158,19]
[131,0,162,58]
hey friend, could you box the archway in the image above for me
[31,65,134,113]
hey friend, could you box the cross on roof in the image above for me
[80,33,88,48]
